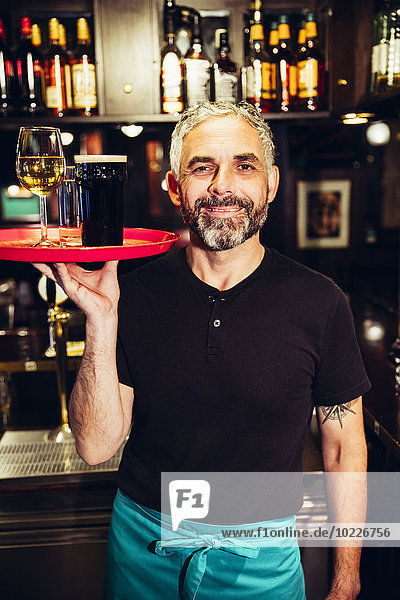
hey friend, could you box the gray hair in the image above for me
[169,101,276,180]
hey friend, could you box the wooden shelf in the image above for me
[0,111,332,130]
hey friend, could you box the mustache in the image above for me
[194,195,254,212]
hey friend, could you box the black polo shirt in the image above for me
[116,247,370,517]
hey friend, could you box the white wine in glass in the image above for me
[16,127,65,246]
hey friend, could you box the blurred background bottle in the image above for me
[296,12,326,111]
[275,15,297,112]
[244,1,276,112]
[184,13,211,107]
[71,18,97,116]
[14,17,46,116]
[0,18,14,117]
[385,1,400,89]
[160,12,184,114]
[58,23,73,112]
[370,1,390,94]
[213,29,238,103]
[43,17,67,117]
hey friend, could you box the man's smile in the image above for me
[203,206,244,216]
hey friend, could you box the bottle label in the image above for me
[5,60,14,77]
[185,58,210,106]
[46,58,66,108]
[246,65,256,98]
[289,64,297,96]
[215,70,238,102]
[161,52,183,105]
[297,58,318,98]
[163,100,184,112]
[46,85,63,108]
[394,38,400,75]
[371,44,380,74]
[378,43,388,75]
[261,61,276,99]
[72,61,97,108]
[65,64,73,108]
[33,60,42,76]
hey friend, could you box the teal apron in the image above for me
[104,489,306,600]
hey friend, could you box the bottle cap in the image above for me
[278,22,291,41]
[32,24,42,46]
[77,17,90,42]
[305,19,318,38]
[49,18,59,42]
[297,23,306,45]
[58,23,67,47]
[250,23,264,42]
[21,17,31,35]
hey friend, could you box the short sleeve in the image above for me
[313,286,371,406]
[116,333,134,388]
[116,274,135,388]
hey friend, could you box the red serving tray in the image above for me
[0,227,180,262]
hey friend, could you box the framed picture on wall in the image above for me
[296,179,351,249]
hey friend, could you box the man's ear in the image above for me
[267,165,279,204]
[166,171,181,207]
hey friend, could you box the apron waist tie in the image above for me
[154,535,260,600]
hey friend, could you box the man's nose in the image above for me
[207,166,234,196]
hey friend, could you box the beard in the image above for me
[180,191,269,251]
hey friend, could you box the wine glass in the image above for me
[16,126,65,246]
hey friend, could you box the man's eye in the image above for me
[238,164,254,170]
[193,165,211,173]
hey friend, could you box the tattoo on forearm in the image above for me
[320,403,355,428]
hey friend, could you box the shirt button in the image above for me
[213,319,221,328]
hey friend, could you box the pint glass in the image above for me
[74,155,128,246]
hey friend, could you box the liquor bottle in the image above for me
[14,17,46,115]
[245,12,276,112]
[385,2,400,89]
[243,0,257,64]
[213,29,238,103]
[370,1,390,95]
[160,12,184,114]
[295,20,306,108]
[58,23,73,111]
[296,12,326,111]
[163,0,177,36]
[184,13,211,107]
[0,19,14,116]
[71,18,98,116]
[275,15,297,112]
[43,18,67,117]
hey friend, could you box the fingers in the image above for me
[31,263,57,281]
[102,260,119,274]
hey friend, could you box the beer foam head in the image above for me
[74,155,127,163]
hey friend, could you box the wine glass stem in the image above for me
[39,194,48,242]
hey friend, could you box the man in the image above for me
[35,101,370,600]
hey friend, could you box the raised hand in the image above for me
[32,261,120,322]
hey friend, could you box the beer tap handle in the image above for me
[46,277,56,307]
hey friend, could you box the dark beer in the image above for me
[74,155,128,246]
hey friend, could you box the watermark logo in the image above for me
[169,479,210,531]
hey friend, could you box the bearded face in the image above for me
[180,191,270,251]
